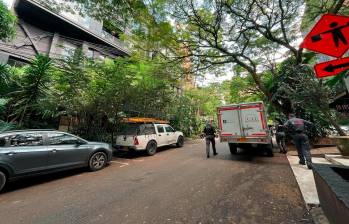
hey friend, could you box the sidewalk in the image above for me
[286,147,341,224]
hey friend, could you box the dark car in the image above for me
[0,130,113,192]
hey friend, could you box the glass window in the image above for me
[118,123,140,135]
[86,48,94,58]
[48,133,79,145]
[165,126,175,133]
[9,133,43,147]
[139,124,156,135]
[157,126,165,133]
[61,41,77,58]
[0,137,7,147]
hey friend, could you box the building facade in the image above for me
[0,0,129,65]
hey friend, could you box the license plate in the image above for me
[237,137,247,142]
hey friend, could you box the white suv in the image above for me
[115,123,184,156]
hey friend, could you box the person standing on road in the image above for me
[203,120,217,158]
[284,114,313,169]
[276,124,287,154]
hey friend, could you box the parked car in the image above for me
[0,129,113,192]
[115,119,184,156]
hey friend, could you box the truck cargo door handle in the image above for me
[51,149,57,153]
[159,134,162,136]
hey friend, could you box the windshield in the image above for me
[118,123,140,135]
[117,123,156,135]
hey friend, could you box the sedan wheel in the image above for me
[89,152,107,171]
[0,171,6,192]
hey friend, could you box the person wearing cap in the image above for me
[284,114,313,169]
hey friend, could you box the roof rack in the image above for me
[122,117,169,124]
[0,129,56,134]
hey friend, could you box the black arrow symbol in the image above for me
[323,61,349,72]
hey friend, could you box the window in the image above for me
[165,126,175,133]
[157,126,165,133]
[9,133,43,147]
[86,48,94,58]
[0,137,7,147]
[48,133,79,145]
[61,41,78,58]
[139,124,156,135]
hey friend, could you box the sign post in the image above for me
[300,14,349,78]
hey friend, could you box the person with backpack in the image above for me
[284,114,313,169]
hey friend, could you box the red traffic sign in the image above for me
[300,14,349,58]
[314,56,349,78]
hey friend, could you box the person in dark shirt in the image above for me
[284,114,313,169]
[203,120,217,158]
[276,124,287,153]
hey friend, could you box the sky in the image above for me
[4,0,13,7]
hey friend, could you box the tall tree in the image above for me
[8,55,52,126]
[0,0,16,41]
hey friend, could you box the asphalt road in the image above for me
[0,140,311,224]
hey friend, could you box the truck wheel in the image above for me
[146,141,157,156]
[176,136,184,148]
[229,143,238,154]
[0,171,7,192]
[266,145,274,157]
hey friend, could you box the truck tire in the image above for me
[146,141,157,156]
[176,136,184,148]
[0,171,7,192]
[265,145,274,157]
[229,143,238,154]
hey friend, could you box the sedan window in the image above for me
[9,133,43,147]
[0,137,7,147]
[48,133,79,145]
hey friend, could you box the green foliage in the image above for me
[0,0,16,41]
[266,58,336,136]
[7,55,52,126]
[301,0,349,31]
[229,75,263,104]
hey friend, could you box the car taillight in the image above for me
[134,136,139,145]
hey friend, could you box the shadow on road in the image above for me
[212,146,289,166]
[2,167,87,193]
[113,145,176,159]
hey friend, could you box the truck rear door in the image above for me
[240,103,267,137]
[218,106,242,137]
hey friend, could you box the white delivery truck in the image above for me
[217,102,273,156]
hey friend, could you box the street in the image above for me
[0,140,310,224]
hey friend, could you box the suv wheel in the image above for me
[0,171,6,192]
[146,141,157,156]
[89,152,107,171]
[176,136,184,147]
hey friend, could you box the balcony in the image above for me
[16,0,129,56]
